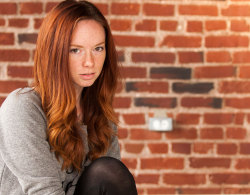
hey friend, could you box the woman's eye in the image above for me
[95,46,104,52]
[70,48,80,54]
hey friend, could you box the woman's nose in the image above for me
[83,51,94,67]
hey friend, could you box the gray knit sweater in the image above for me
[0,88,121,195]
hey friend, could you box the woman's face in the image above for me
[69,19,106,95]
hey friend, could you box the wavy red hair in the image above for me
[33,0,119,171]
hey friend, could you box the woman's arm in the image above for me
[106,123,121,160]
[0,89,65,195]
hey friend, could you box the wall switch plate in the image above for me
[149,117,173,131]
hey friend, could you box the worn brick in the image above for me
[20,2,43,14]
[179,5,218,16]
[143,3,174,16]
[200,127,224,139]
[160,20,178,31]
[194,66,235,78]
[165,128,197,140]
[205,20,227,31]
[110,19,132,31]
[163,173,206,185]
[8,66,33,78]
[0,81,28,93]
[135,20,156,31]
[141,158,183,169]
[0,33,14,45]
[190,157,231,168]
[114,35,154,47]
[161,36,202,48]
[0,49,29,62]
[111,3,140,15]
[9,18,29,28]
[0,3,17,14]
[120,67,146,79]
[173,82,214,94]
[181,97,222,108]
[187,21,203,32]
[126,81,168,93]
[172,143,191,154]
[150,67,191,80]
[222,5,250,16]
[206,36,249,48]
[204,113,234,124]
[135,97,176,108]
[206,51,231,62]
[217,143,237,155]
[18,33,38,44]
[178,52,203,63]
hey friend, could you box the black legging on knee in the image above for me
[74,156,138,195]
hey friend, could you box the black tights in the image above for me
[74,157,138,195]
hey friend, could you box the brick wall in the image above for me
[1,0,250,194]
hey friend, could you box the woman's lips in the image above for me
[80,73,95,80]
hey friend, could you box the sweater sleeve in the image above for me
[106,123,121,160]
[0,89,65,195]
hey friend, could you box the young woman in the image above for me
[0,0,137,194]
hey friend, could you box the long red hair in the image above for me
[33,0,119,171]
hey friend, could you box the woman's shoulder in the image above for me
[1,87,46,121]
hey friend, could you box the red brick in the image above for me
[235,159,250,169]
[239,66,250,78]
[217,143,237,155]
[204,113,234,124]
[94,3,108,15]
[121,158,137,169]
[0,33,14,45]
[0,3,17,14]
[233,51,250,63]
[219,81,250,93]
[210,173,250,184]
[135,20,156,31]
[240,143,250,154]
[161,36,201,48]
[135,97,176,108]
[0,49,29,62]
[45,2,59,13]
[8,66,33,78]
[165,128,197,139]
[206,51,231,62]
[120,67,146,79]
[0,96,6,106]
[20,2,43,14]
[123,113,145,125]
[231,20,250,32]
[0,81,28,93]
[132,52,175,63]
[130,128,162,140]
[224,188,250,194]
[114,35,154,47]
[34,18,44,29]
[141,158,184,169]
[206,36,249,48]
[187,21,203,32]
[225,98,250,109]
[178,52,203,63]
[0,18,5,26]
[143,3,174,16]
[135,174,159,184]
[200,127,224,139]
[235,113,245,124]
[205,20,227,31]
[193,142,214,154]
[194,66,235,78]
[222,5,250,16]
[179,5,218,16]
[113,97,131,108]
[118,128,128,139]
[176,113,200,125]
[181,97,222,108]
[111,3,140,15]
[147,188,176,195]
[110,19,132,31]
[160,20,178,31]
[180,188,221,194]
[190,157,231,168]
[226,127,246,139]
[125,143,144,154]
[148,143,168,154]
[163,173,206,185]
[172,143,191,154]
[126,81,169,93]
[9,18,29,28]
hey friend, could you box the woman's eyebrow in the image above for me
[70,41,106,48]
